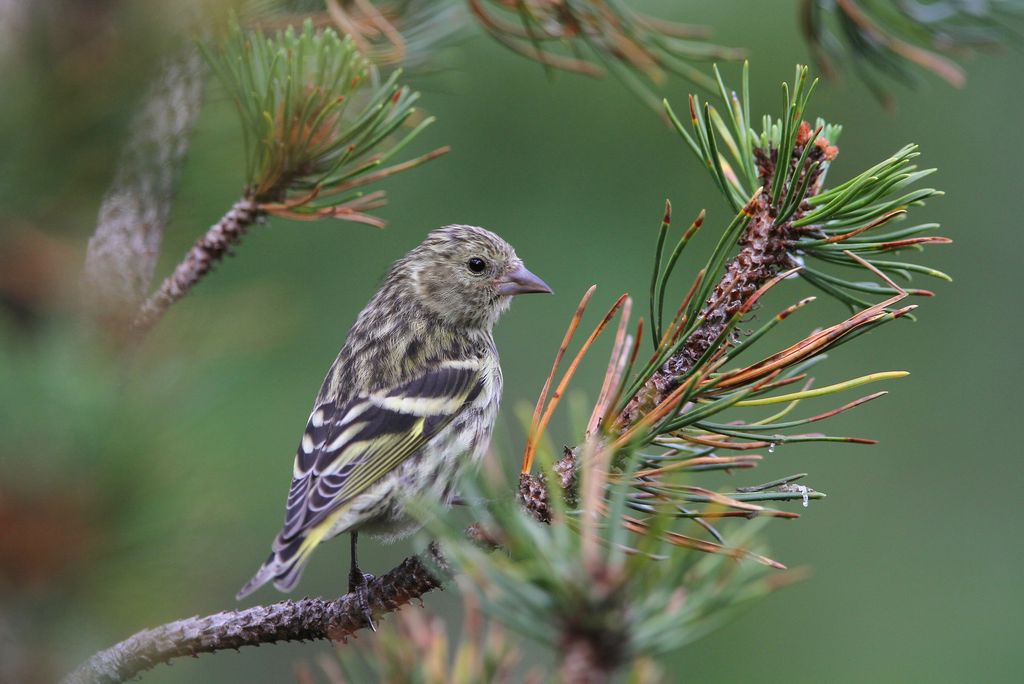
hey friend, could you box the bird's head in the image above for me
[405,225,552,329]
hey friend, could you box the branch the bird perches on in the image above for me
[63,554,444,684]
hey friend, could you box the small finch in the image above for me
[237,225,551,622]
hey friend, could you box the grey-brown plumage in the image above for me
[238,225,550,601]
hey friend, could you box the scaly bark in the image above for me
[130,197,262,336]
[616,132,831,429]
[63,553,443,684]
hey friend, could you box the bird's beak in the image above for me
[496,264,553,296]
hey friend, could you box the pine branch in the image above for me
[518,449,576,524]
[130,197,262,335]
[117,19,447,339]
[468,0,744,107]
[251,0,467,70]
[559,637,617,684]
[615,63,945,431]
[62,553,444,684]
[504,68,947,668]
[800,0,1024,106]
[615,187,796,428]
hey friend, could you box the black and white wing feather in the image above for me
[237,359,484,598]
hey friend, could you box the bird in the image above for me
[236,225,551,625]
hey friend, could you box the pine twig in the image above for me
[516,143,822,521]
[119,20,447,338]
[130,197,262,336]
[62,553,444,684]
[615,186,798,428]
[519,448,577,524]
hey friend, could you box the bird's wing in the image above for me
[277,358,485,544]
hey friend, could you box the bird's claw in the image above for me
[349,571,377,632]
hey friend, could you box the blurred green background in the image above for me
[1,1,1021,682]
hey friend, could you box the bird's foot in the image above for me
[348,570,377,632]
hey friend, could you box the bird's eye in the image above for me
[467,257,487,274]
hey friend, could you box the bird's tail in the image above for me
[236,533,319,600]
